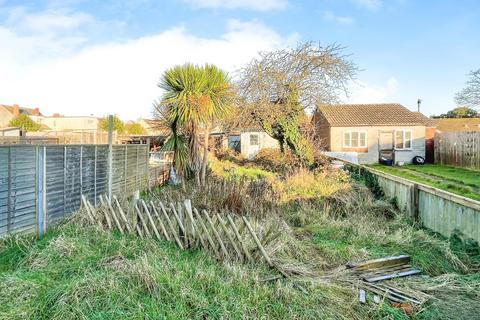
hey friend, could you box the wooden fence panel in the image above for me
[435,131,480,170]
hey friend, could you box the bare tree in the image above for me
[235,42,357,164]
[455,69,480,109]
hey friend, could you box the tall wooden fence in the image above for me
[435,131,480,170]
[352,165,480,244]
[0,144,170,237]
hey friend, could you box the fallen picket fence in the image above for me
[80,194,305,290]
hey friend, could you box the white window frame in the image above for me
[343,130,367,148]
[394,129,413,150]
[249,133,259,146]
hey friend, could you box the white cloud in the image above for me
[348,77,399,103]
[7,7,94,33]
[322,11,354,25]
[351,0,382,11]
[184,0,288,11]
[0,19,297,120]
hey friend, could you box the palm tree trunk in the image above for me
[200,124,210,186]
[187,122,201,186]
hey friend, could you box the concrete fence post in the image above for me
[36,146,47,237]
[107,115,113,203]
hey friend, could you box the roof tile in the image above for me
[316,103,429,127]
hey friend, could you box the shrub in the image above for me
[253,148,301,174]
[210,159,274,182]
[272,169,350,203]
[214,147,245,163]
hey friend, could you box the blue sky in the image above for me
[0,0,478,119]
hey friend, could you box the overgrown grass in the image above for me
[210,159,275,182]
[0,222,384,320]
[370,164,480,201]
[2,159,479,319]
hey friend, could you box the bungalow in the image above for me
[313,103,429,165]
[216,126,279,159]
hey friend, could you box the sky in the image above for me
[0,0,479,120]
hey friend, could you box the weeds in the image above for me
[1,158,479,319]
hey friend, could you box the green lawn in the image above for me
[370,164,480,201]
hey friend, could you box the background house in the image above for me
[30,114,99,132]
[0,104,41,128]
[433,118,480,132]
[314,103,428,164]
[238,129,279,159]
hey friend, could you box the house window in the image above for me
[395,130,412,150]
[250,134,259,146]
[343,131,367,148]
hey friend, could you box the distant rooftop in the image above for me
[433,118,480,132]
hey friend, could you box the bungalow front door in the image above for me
[379,131,394,151]
[247,133,260,159]
[378,131,394,163]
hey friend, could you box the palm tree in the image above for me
[159,63,232,186]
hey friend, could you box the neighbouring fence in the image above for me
[0,144,170,237]
[435,131,480,170]
[347,164,480,244]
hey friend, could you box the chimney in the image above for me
[417,99,422,112]
[33,107,40,116]
[12,104,19,116]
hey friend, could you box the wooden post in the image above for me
[134,202,152,238]
[193,208,219,257]
[81,195,99,226]
[242,217,272,266]
[216,214,242,260]
[149,201,170,241]
[159,201,184,249]
[226,215,252,262]
[112,195,133,233]
[107,115,113,203]
[203,210,229,259]
[141,200,162,241]
[98,195,113,229]
[106,196,125,234]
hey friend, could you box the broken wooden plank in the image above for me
[347,255,410,271]
[242,217,272,266]
[362,282,422,305]
[364,269,421,283]
[358,264,414,278]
